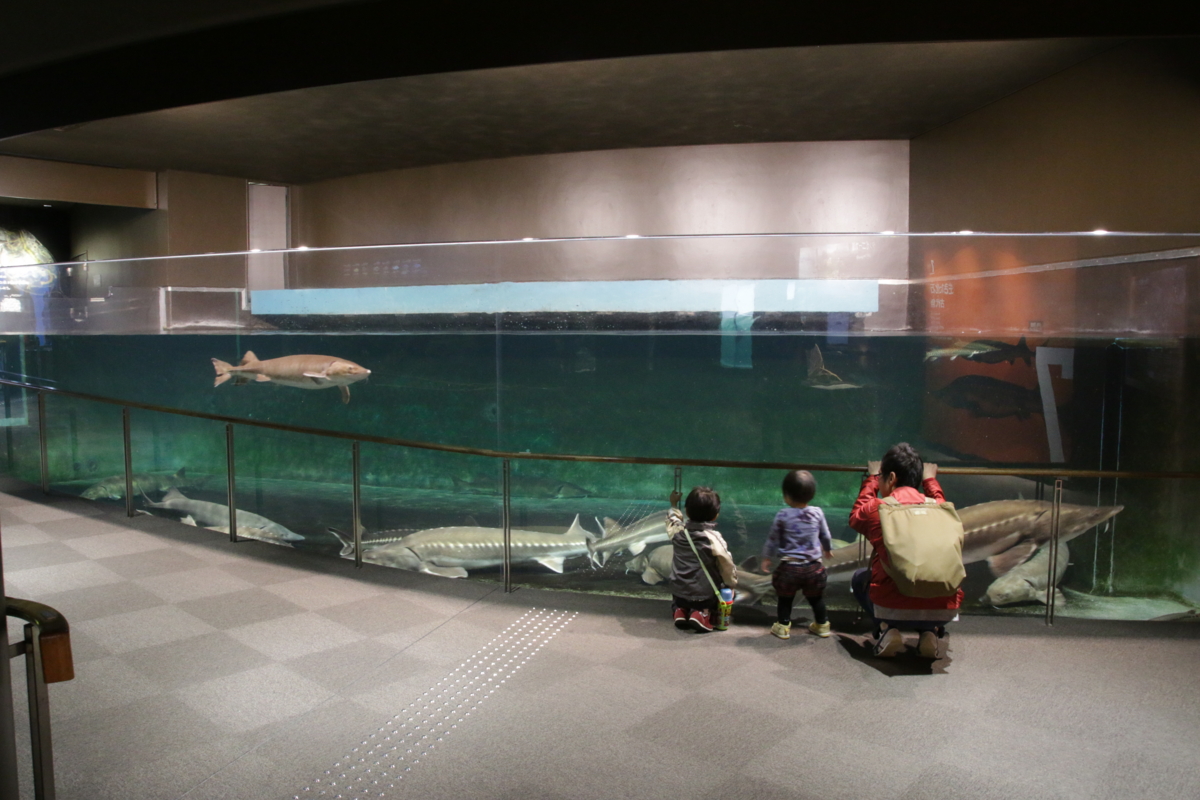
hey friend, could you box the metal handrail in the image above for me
[2,377,1197,481]
[5,597,73,800]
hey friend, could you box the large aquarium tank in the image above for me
[0,232,1197,622]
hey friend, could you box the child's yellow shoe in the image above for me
[770,621,791,640]
[808,621,831,638]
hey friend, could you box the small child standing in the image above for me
[761,470,833,639]
[667,486,737,633]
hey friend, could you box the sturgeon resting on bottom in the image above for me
[144,488,304,543]
[983,542,1070,606]
[821,499,1122,582]
[626,545,776,605]
[331,516,597,578]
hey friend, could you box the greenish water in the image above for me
[2,332,1197,619]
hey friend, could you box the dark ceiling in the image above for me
[0,39,1116,185]
[0,1,1190,140]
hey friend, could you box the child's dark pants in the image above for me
[772,560,828,625]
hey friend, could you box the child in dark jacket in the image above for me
[667,486,737,633]
[761,470,834,639]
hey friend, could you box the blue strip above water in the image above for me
[252,280,878,316]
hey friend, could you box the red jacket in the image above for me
[849,475,964,613]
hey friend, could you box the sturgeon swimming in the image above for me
[143,488,304,543]
[804,344,862,390]
[822,500,1122,582]
[331,516,597,578]
[588,510,670,566]
[212,351,371,404]
[82,467,191,500]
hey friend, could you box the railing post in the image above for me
[225,423,237,543]
[502,458,512,593]
[352,441,362,569]
[122,407,134,517]
[37,391,49,494]
[24,625,56,800]
[672,466,682,508]
[0,533,20,800]
[1045,478,1064,626]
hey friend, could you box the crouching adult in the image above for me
[849,443,963,658]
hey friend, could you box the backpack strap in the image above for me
[683,530,721,600]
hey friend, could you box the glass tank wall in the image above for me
[0,233,1197,622]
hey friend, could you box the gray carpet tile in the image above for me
[95,545,211,579]
[22,579,167,624]
[4,478,1200,800]
[2,541,88,571]
[120,631,275,690]
[134,564,258,603]
[176,586,309,630]
[0,523,53,548]
[61,529,172,560]
[73,605,217,653]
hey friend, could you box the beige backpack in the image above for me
[877,496,966,598]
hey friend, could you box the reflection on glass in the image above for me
[0,234,1192,622]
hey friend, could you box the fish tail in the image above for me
[327,527,355,557]
[212,358,234,387]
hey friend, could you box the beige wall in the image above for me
[70,170,248,289]
[0,154,156,209]
[294,141,908,244]
[290,141,909,308]
[910,41,1200,234]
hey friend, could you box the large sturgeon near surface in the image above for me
[588,510,670,566]
[212,351,371,404]
[822,499,1123,582]
[330,516,597,578]
[143,487,304,544]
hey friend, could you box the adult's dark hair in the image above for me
[881,442,923,489]
[684,486,721,522]
[782,470,816,504]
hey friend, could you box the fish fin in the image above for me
[340,385,351,404]
[987,540,1039,576]
[162,487,185,501]
[565,514,594,542]
[240,351,260,365]
[173,467,186,481]
[601,517,620,539]
[254,373,272,382]
[641,566,663,585]
[302,371,329,379]
[1054,589,1067,607]
[629,541,646,556]
[739,555,761,573]
[180,515,197,527]
[327,527,355,557]
[534,556,566,573]
[421,563,468,579]
[807,344,824,377]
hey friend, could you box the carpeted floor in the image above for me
[3,478,1198,800]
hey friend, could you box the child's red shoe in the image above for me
[688,609,714,633]
[673,607,689,629]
